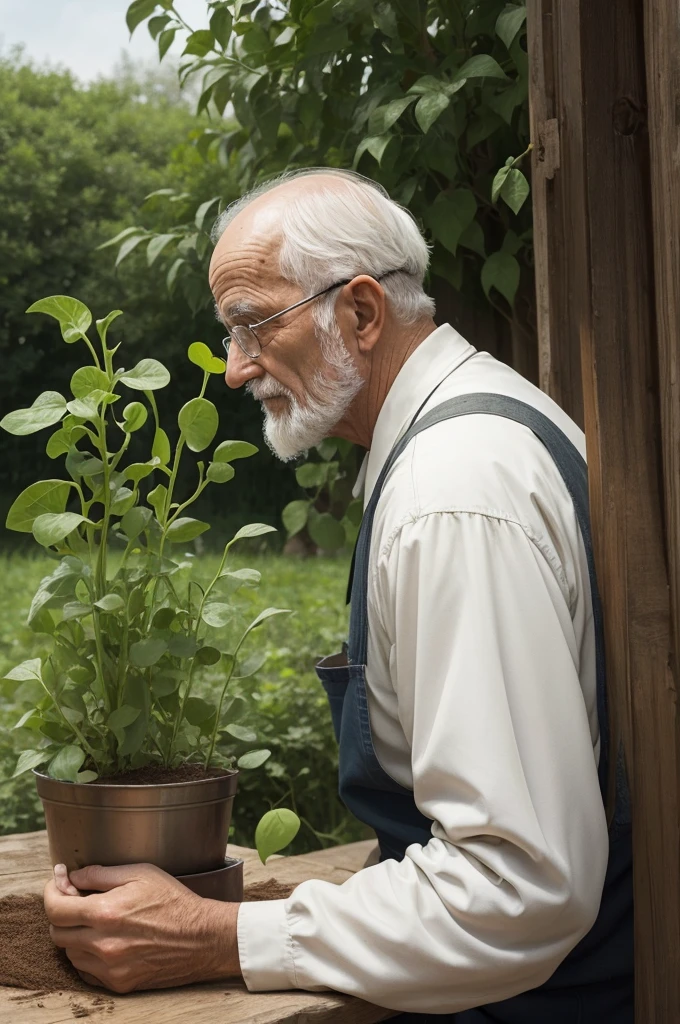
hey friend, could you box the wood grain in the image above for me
[527,0,680,1019]
[0,833,392,1024]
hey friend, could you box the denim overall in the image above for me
[316,393,633,1022]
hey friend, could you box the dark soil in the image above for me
[96,763,231,786]
[1,879,297,993]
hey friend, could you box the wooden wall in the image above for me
[527,1,680,1020]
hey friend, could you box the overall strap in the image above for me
[348,392,610,797]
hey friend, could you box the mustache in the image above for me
[247,376,294,402]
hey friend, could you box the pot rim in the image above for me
[32,766,238,791]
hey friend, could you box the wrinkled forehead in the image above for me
[208,199,284,298]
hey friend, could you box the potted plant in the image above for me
[1,295,300,898]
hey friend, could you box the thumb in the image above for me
[69,863,141,892]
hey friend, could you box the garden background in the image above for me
[0,0,531,851]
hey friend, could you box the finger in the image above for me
[69,863,147,892]
[77,970,105,989]
[65,950,107,987]
[44,881,99,928]
[54,863,80,896]
[50,925,97,951]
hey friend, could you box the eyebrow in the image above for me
[214,299,263,327]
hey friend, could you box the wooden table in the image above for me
[1,830,395,1023]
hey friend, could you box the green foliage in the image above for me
[0,55,301,532]
[0,551,364,853]
[1,295,292,783]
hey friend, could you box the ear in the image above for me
[337,275,386,354]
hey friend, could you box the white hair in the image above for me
[211,167,435,331]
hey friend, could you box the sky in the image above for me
[0,0,207,82]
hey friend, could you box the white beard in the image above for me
[247,321,364,462]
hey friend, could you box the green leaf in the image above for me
[148,13,171,38]
[202,602,233,628]
[126,0,158,35]
[458,220,487,258]
[245,607,291,635]
[184,697,216,726]
[233,650,267,679]
[456,55,508,81]
[165,517,210,543]
[183,29,215,57]
[147,233,177,266]
[295,462,327,488]
[481,251,521,306]
[96,227,144,251]
[353,134,392,168]
[4,658,42,683]
[122,401,148,433]
[158,26,177,59]
[124,459,160,484]
[76,771,98,784]
[147,483,167,519]
[94,593,125,613]
[221,567,261,587]
[152,427,171,465]
[415,92,451,133]
[425,190,477,256]
[195,196,221,230]
[32,512,89,547]
[369,96,415,135]
[110,486,136,516]
[496,4,527,50]
[119,358,170,391]
[107,705,141,749]
[238,748,272,771]
[254,807,300,863]
[48,745,86,783]
[224,723,257,743]
[210,4,233,47]
[1,391,67,436]
[178,397,219,452]
[195,645,221,666]
[62,601,92,621]
[6,480,72,533]
[129,637,167,667]
[13,749,50,778]
[492,164,511,204]
[308,513,345,551]
[26,296,92,344]
[166,635,197,659]
[207,462,235,484]
[213,440,258,463]
[282,500,309,538]
[70,367,111,399]
[166,257,186,292]
[231,523,276,542]
[499,168,530,215]
[116,233,148,266]
[188,341,225,374]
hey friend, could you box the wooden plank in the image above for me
[527,0,680,1018]
[0,833,394,1024]
[527,0,585,428]
[640,0,680,1017]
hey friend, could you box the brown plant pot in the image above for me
[34,769,239,877]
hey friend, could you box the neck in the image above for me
[335,318,437,449]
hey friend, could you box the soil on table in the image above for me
[95,763,231,786]
[0,879,297,993]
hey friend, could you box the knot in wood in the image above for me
[612,96,646,136]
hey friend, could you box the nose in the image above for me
[224,342,264,390]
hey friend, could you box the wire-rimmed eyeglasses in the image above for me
[221,268,405,360]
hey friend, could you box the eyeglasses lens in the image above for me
[223,326,261,359]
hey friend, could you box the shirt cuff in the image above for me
[237,898,296,992]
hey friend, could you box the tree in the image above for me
[0,54,299,530]
[111,0,533,552]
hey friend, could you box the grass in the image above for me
[0,549,368,852]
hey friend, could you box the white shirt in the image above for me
[237,324,609,1014]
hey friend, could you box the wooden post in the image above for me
[527,1,680,1019]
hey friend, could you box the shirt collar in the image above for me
[352,323,477,506]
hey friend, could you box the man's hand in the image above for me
[44,863,241,993]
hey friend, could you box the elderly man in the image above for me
[45,169,632,1022]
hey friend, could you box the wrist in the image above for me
[199,898,242,981]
